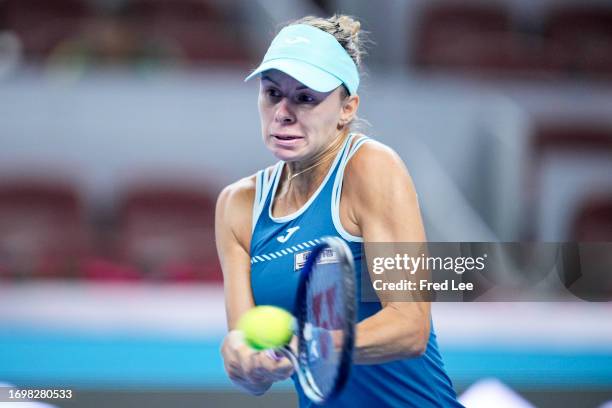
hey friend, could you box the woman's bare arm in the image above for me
[215,176,257,329]
[342,141,430,364]
[216,174,294,395]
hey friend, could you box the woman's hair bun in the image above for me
[290,14,367,69]
[336,15,361,38]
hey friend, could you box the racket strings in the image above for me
[303,248,346,397]
[295,238,356,403]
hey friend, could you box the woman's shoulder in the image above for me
[342,136,420,225]
[346,136,410,183]
[216,165,276,246]
[217,174,256,210]
[216,165,277,215]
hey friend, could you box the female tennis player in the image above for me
[216,15,463,407]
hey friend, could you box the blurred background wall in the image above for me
[0,0,611,407]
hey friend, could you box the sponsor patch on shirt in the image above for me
[294,247,338,271]
[294,250,311,271]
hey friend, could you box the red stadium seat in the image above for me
[545,5,612,79]
[572,194,612,241]
[413,2,517,72]
[533,123,612,154]
[412,2,565,77]
[120,0,251,64]
[111,183,221,282]
[81,256,143,281]
[535,123,612,241]
[1,0,94,61]
[528,123,612,240]
[0,178,87,279]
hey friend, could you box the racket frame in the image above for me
[292,236,356,404]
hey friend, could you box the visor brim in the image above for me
[244,59,343,93]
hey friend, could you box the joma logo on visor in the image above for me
[285,36,310,45]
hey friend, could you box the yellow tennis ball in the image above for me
[237,306,294,350]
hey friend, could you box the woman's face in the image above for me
[258,69,349,162]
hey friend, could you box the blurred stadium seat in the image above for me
[411,1,612,78]
[534,122,612,153]
[1,0,94,61]
[120,0,251,64]
[413,2,520,73]
[572,194,612,241]
[1,0,253,67]
[108,183,220,282]
[545,5,612,79]
[531,122,612,240]
[0,178,87,279]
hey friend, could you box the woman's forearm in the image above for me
[352,304,430,365]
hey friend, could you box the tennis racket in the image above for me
[275,236,356,404]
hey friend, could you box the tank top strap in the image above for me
[331,134,373,242]
[346,134,372,160]
[252,162,283,232]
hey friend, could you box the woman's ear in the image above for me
[340,94,360,125]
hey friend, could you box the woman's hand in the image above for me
[221,330,294,395]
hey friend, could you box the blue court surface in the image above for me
[1,284,611,392]
[1,327,611,390]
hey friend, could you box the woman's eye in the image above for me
[297,93,315,103]
[266,89,281,98]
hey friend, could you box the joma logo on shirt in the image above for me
[277,226,300,243]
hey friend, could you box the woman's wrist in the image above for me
[236,378,273,396]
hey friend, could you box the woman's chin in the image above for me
[269,147,304,162]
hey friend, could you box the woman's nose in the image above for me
[274,98,296,124]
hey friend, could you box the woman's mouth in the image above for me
[273,134,302,140]
[271,134,304,147]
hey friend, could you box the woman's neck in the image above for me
[279,129,349,202]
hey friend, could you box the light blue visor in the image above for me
[245,24,359,95]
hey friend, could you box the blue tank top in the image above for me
[250,134,463,407]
